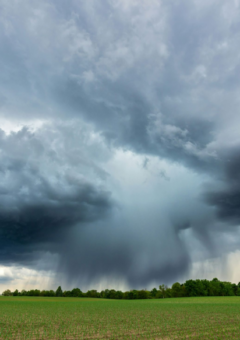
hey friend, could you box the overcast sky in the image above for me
[1,0,240,292]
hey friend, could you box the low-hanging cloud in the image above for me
[0,126,113,265]
[205,148,240,226]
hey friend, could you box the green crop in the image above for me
[0,296,240,339]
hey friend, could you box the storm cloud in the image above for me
[205,149,240,226]
[0,0,240,289]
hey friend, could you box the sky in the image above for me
[1,0,240,292]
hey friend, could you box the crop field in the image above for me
[0,296,240,339]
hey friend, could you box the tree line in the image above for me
[2,278,240,299]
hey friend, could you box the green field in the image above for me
[0,296,240,339]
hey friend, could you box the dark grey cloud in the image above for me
[0,276,13,284]
[205,149,240,226]
[0,126,113,266]
[55,215,191,288]
[207,188,240,225]
[0,124,193,287]
[0,184,112,250]
[0,0,240,288]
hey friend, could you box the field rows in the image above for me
[0,297,240,339]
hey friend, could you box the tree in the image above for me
[171,282,183,297]
[2,289,12,296]
[86,290,99,298]
[56,286,63,297]
[137,290,148,299]
[201,279,210,296]
[108,290,117,299]
[209,278,221,296]
[71,288,82,297]
[150,288,158,298]
[222,282,234,296]
[13,289,19,296]
[185,280,198,297]
[115,290,123,299]
[103,289,110,298]
[159,284,168,298]
[232,283,238,295]
[63,290,72,297]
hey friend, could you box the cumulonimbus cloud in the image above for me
[1,0,240,288]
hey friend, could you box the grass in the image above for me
[0,296,240,339]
